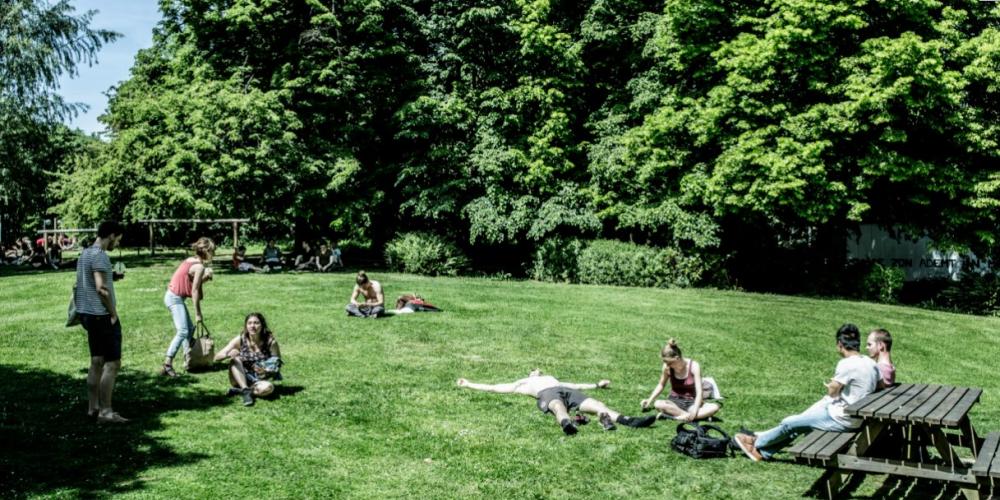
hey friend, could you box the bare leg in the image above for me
[654,400,687,418]
[253,381,274,397]
[229,358,249,389]
[694,403,721,420]
[99,360,120,412]
[547,399,571,424]
[655,400,720,420]
[578,398,620,421]
[87,356,104,414]
[547,400,577,435]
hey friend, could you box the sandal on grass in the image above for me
[97,412,129,424]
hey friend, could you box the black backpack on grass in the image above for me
[671,423,733,459]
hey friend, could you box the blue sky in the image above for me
[57,0,162,136]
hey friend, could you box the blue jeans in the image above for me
[164,290,194,359]
[755,398,853,459]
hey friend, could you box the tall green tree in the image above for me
[0,0,118,237]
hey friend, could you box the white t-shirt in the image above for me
[827,355,879,427]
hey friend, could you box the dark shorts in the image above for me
[80,314,122,362]
[668,395,695,411]
[537,386,590,413]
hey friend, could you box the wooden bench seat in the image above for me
[788,430,859,466]
[973,432,1000,494]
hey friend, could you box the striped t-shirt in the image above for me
[74,246,115,315]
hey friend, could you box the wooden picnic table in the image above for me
[788,382,997,499]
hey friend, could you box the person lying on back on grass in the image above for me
[346,270,384,318]
[733,324,879,462]
[640,338,722,422]
[214,312,283,407]
[456,369,656,435]
[866,328,895,390]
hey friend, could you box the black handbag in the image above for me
[671,422,733,459]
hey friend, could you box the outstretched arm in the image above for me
[456,378,519,394]
[561,379,610,390]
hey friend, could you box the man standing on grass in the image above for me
[74,220,128,423]
[733,324,879,461]
[457,369,656,435]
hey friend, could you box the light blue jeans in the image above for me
[164,290,194,359]
[755,398,853,459]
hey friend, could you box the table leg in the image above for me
[812,468,845,500]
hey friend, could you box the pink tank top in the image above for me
[669,360,697,400]
[168,260,196,298]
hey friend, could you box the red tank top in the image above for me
[168,259,196,298]
[669,360,696,400]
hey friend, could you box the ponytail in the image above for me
[661,338,682,359]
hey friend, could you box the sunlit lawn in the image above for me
[2,252,999,498]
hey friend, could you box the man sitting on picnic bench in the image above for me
[456,369,656,435]
[734,324,879,462]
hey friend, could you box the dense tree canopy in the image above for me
[0,0,118,236]
[47,0,1000,283]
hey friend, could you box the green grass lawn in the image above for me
[2,253,1000,499]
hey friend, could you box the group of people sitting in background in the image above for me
[458,323,895,461]
[2,235,78,269]
[231,239,343,273]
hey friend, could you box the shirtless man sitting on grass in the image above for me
[457,369,656,435]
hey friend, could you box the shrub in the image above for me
[384,232,469,276]
[530,237,585,283]
[928,272,1000,316]
[576,239,705,288]
[862,263,906,304]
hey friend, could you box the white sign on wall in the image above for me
[846,225,989,281]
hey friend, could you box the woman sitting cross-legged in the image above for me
[640,338,722,422]
[214,312,283,406]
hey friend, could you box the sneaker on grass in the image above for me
[733,433,763,462]
[599,412,616,431]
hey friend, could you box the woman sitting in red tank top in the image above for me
[640,338,722,423]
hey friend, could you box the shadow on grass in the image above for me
[0,364,224,498]
[806,471,970,499]
[268,385,305,400]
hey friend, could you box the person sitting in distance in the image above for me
[293,241,314,271]
[232,245,264,273]
[346,271,384,318]
[315,243,337,272]
[261,239,283,271]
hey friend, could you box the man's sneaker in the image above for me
[599,412,617,431]
[560,418,578,435]
[226,387,241,397]
[733,433,763,462]
[702,377,723,400]
[573,414,589,425]
[160,364,178,378]
[617,414,657,428]
[241,388,254,407]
